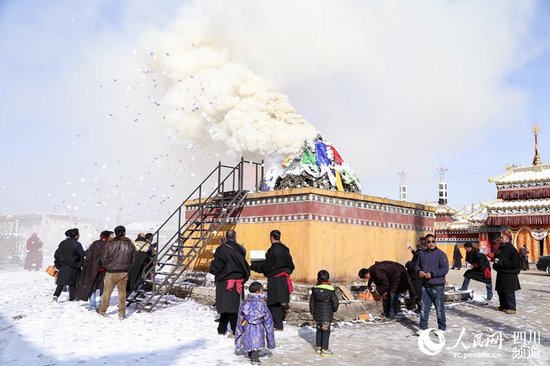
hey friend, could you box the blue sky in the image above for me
[1,0,550,222]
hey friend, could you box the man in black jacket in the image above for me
[493,232,521,314]
[97,225,135,319]
[359,261,411,318]
[53,228,85,301]
[209,230,250,335]
[250,230,295,330]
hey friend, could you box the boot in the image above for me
[249,349,261,364]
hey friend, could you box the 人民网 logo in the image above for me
[418,328,446,356]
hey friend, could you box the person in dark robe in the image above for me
[53,228,85,302]
[458,242,493,300]
[493,232,521,314]
[359,261,411,318]
[75,230,113,309]
[127,233,153,295]
[209,230,250,335]
[24,233,43,270]
[250,230,295,330]
[405,237,425,313]
[519,245,530,271]
[452,244,463,270]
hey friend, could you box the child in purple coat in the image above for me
[235,282,275,364]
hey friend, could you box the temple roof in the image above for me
[434,220,485,231]
[484,198,550,210]
[489,164,550,184]
[485,198,550,226]
[435,205,494,232]
[435,204,457,215]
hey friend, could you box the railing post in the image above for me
[178,207,181,246]
[255,163,259,192]
[217,161,222,194]
[239,157,244,191]
[177,224,182,265]
[154,232,159,293]
[260,160,265,191]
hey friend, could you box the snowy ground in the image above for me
[0,267,548,365]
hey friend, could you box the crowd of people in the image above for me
[357,231,523,338]
[209,229,342,362]
[47,225,525,364]
[51,226,155,320]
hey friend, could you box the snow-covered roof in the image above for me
[435,204,490,232]
[451,205,488,223]
[489,164,550,184]
[467,207,488,223]
[434,220,484,231]
[435,204,456,215]
[484,198,550,209]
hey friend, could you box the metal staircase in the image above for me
[128,158,263,312]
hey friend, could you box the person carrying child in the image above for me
[235,282,275,364]
[309,270,339,357]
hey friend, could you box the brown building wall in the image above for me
[186,188,435,282]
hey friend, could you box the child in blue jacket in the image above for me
[235,282,275,364]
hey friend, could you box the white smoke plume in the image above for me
[142,10,318,158]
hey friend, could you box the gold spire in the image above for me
[532,124,541,166]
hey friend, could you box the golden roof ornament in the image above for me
[532,124,541,166]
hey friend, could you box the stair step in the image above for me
[161,254,188,259]
[164,250,198,258]
[169,245,200,250]
[178,236,211,241]
[155,271,178,276]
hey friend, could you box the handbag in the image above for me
[46,265,58,277]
